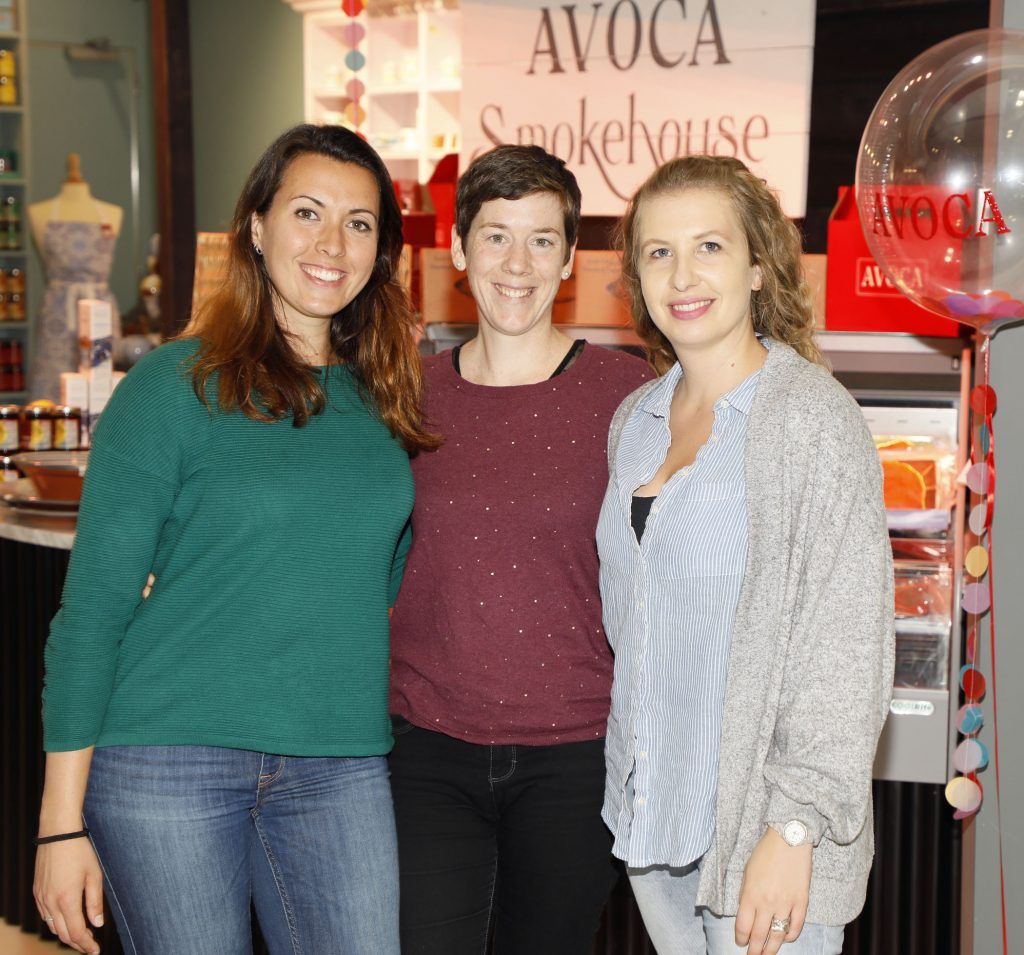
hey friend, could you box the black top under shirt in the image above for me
[631,495,656,543]
[452,338,585,379]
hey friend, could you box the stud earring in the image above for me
[561,271,570,280]
[254,244,263,256]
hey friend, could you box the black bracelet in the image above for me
[34,828,90,846]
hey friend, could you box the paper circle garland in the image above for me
[964,545,990,579]
[962,582,991,615]
[960,664,987,701]
[965,462,994,495]
[945,776,983,815]
[968,503,989,536]
[957,703,985,734]
[953,738,990,774]
[343,102,367,126]
[341,0,364,15]
[342,21,365,45]
[344,49,366,72]
[346,77,365,100]
[970,384,998,416]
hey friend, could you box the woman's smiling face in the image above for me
[636,187,762,357]
[454,191,574,338]
[251,152,380,336]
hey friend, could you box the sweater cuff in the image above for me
[764,790,828,846]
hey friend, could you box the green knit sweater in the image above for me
[43,338,413,755]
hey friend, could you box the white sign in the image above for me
[460,0,816,216]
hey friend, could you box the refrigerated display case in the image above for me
[820,331,969,785]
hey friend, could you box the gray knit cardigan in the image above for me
[607,339,895,925]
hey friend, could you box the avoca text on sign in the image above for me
[460,0,816,216]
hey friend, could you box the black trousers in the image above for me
[388,718,618,955]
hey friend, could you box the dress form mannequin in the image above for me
[27,153,123,401]
[27,152,124,245]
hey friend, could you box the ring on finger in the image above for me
[43,916,54,923]
[770,915,791,934]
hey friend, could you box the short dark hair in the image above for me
[455,145,581,260]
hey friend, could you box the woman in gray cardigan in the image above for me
[596,156,894,955]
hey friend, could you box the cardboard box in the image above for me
[801,253,827,330]
[571,251,630,327]
[59,372,89,411]
[826,186,963,337]
[77,299,114,436]
[192,232,230,320]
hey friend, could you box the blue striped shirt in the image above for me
[597,360,761,868]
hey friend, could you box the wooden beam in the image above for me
[151,0,196,336]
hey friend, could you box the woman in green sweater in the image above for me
[33,124,435,955]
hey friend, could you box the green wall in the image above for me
[26,0,156,327]
[190,0,304,233]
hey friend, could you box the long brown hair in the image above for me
[184,124,439,451]
[616,155,823,374]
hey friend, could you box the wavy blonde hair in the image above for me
[616,155,823,374]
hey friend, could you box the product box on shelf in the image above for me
[825,186,963,337]
[77,299,113,434]
[427,154,458,249]
[573,252,629,327]
[192,232,230,320]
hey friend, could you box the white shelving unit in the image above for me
[286,0,460,185]
[0,0,29,403]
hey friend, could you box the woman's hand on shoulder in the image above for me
[734,826,812,955]
[34,838,104,954]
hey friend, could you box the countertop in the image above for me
[0,484,76,550]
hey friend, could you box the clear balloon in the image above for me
[856,29,1024,334]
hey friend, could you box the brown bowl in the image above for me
[11,451,90,502]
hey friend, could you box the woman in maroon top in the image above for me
[388,145,652,954]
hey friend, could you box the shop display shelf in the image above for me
[0,320,26,328]
[0,105,22,113]
[0,390,25,400]
[425,79,460,93]
[0,175,23,184]
[365,84,421,96]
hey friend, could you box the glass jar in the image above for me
[20,406,53,451]
[1,452,17,484]
[52,406,82,450]
[0,402,18,452]
[0,75,17,106]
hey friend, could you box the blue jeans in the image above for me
[84,745,400,955]
[628,863,845,955]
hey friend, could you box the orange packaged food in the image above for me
[875,436,956,510]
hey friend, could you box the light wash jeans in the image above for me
[84,745,400,955]
[628,862,845,955]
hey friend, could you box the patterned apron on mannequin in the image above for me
[29,203,120,402]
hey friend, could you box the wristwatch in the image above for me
[771,819,810,847]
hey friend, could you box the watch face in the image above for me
[783,820,808,846]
